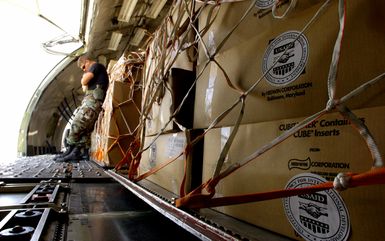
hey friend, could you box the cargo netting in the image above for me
[112,0,385,210]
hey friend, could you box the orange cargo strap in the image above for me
[132,136,194,184]
[134,151,184,182]
[175,167,385,209]
[114,139,141,171]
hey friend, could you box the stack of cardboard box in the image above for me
[194,0,385,128]
[138,1,200,196]
[107,1,385,239]
[90,55,142,167]
[192,0,385,240]
[202,106,385,240]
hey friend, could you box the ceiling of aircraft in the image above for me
[84,0,172,61]
[20,0,172,155]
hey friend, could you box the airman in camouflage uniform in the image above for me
[55,54,108,162]
[66,91,102,146]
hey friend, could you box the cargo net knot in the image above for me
[333,172,351,191]
[326,98,339,112]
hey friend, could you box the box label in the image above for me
[149,143,157,168]
[288,157,350,171]
[261,82,313,101]
[278,117,366,138]
[262,31,309,86]
[283,173,350,241]
[167,134,186,159]
[256,0,275,9]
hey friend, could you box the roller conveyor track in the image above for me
[107,170,294,241]
[0,155,110,182]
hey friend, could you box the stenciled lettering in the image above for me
[311,161,350,169]
[299,193,328,204]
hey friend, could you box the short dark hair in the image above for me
[77,54,93,68]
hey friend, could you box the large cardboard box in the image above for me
[139,132,188,195]
[139,130,203,196]
[194,0,385,129]
[202,106,385,240]
[142,3,197,136]
[143,68,196,136]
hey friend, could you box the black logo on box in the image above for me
[299,215,330,234]
[283,173,350,241]
[288,157,311,170]
[262,31,309,86]
[255,0,275,9]
[288,157,350,171]
[299,202,328,218]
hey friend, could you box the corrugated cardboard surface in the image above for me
[143,75,174,136]
[202,106,385,240]
[139,132,189,195]
[194,0,385,129]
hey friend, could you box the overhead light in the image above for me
[130,28,146,46]
[118,0,138,22]
[84,0,96,48]
[146,0,167,19]
[108,32,123,51]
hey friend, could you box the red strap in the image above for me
[176,168,385,209]
[347,167,385,188]
[114,139,140,171]
[179,144,192,196]
[176,182,332,209]
[134,152,184,182]
[127,140,141,179]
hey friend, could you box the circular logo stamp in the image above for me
[256,0,275,9]
[283,173,350,241]
[262,31,309,86]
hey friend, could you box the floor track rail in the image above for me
[107,170,238,241]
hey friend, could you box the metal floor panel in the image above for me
[0,156,296,241]
[0,156,200,241]
[0,155,110,181]
[67,182,200,241]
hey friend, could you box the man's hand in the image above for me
[82,85,88,92]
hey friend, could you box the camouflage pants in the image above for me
[66,93,102,148]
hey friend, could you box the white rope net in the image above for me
[112,0,385,211]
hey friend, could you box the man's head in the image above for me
[77,54,94,72]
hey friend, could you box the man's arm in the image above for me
[81,72,94,86]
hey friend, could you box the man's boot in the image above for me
[55,146,82,162]
[53,145,74,161]
[81,147,90,160]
